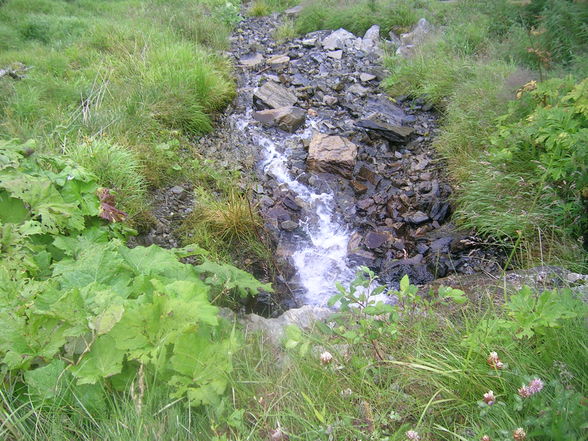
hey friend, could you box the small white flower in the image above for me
[340,388,353,397]
[320,351,333,365]
[513,427,526,440]
[483,390,496,405]
[406,430,420,441]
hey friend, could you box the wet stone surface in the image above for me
[141,10,505,311]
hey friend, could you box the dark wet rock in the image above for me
[280,220,299,231]
[364,231,389,249]
[380,254,435,285]
[350,180,368,195]
[356,117,414,143]
[282,196,301,211]
[405,211,429,225]
[254,81,298,109]
[307,134,358,178]
[253,106,306,132]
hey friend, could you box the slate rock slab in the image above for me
[254,81,298,109]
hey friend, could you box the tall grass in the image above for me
[0,0,236,186]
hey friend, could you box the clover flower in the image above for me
[518,378,544,398]
[513,427,526,440]
[483,390,496,405]
[405,430,420,441]
[481,436,491,441]
[320,351,333,365]
[487,352,504,369]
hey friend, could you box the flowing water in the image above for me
[234,113,359,306]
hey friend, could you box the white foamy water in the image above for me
[255,132,358,305]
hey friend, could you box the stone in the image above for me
[327,50,343,60]
[396,18,433,57]
[282,196,301,211]
[307,134,358,178]
[380,254,435,286]
[280,220,299,231]
[267,54,290,66]
[405,211,429,225]
[284,5,304,16]
[240,53,264,67]
[254,82,298,109]
[253,106,306,132]
[348,84,369,96]
[350,180,368,195]
[363,24,380,42]
[243,305,333,346]
[323,95,338,106]
[358,165,379,185]
[364,231,389,249]
[356,117,414,143]
[360,73,376,82]
[170,185,185,195]
[302,38,317,47]
[429,236,453,253]
[322,28,356,50]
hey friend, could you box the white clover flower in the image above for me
[320,351,333,365]
[483,390,496,405]
[487,351,504,369]
[406,430,420,440]
[513,427,526,440]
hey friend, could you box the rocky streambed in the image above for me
[198,11,505,309]
[138,9,504,312]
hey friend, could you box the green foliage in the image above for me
[0,0,236,187]
[295,0,421,36]
[0,139,269,409]
[504,286,580,339]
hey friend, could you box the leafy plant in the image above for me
[0,139,270,408]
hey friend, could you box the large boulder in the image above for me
[322,28,356,51]
[254,81,298,109]
[253,106,306,132]
[307,134,358,178]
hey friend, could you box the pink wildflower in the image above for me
[528,378,544,394]
[483,390,496,405]
[487,352,504,369]
[518,378,544,398]
[481,436,491,441]
[405,430,420,441]
[513,428,526,440]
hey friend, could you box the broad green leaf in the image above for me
[24,359,67,401]
[71,335,124,384]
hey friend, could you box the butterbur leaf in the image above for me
[91,304,125,335]
[24,359,67,402]
[71,335,124,384]
[400,274,409,292]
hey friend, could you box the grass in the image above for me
[228,281,588,440]
[294,0,427,36]
[0,0,236,187]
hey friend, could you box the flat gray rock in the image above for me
[254,81,298,109]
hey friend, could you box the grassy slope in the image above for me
[0,0,236,190]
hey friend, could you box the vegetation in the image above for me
[0,0,237,192]
[1,0,587,440]
[381,0,588,269]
